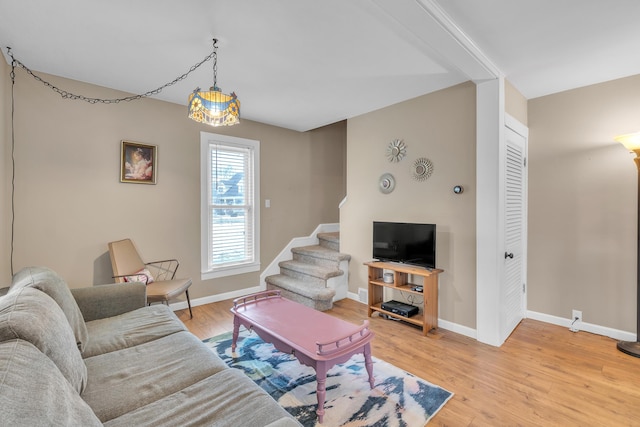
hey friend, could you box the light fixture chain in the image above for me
[6,46,216,104]
[212,38,218,89]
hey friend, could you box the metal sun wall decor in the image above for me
[378,173,396,194]
[386,139,406,162]
[412,157,434,182]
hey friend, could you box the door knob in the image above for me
[505,252,514,259]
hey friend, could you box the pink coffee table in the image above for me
[231,290,375,423]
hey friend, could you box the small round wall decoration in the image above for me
[412,157,434,182]
[386,139,407,162]
[378,173,396,194]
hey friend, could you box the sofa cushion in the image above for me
[0,287,88,393]
[103,368,300,427]
[82,304,187,358]
[82,330,229,422]
[72,282,146,322]
[11,266,89,352]
[0,339,101,426]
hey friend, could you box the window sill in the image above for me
[201,262,260,280]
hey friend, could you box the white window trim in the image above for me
[200,132,260,280]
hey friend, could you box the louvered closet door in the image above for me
[502,125,527,341]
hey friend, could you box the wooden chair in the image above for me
[108,238,193,318]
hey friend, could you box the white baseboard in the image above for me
[171,290,636,344]
[346,292,477,339]
[347,291,362,303]
[346,293,636,342]
[437,319,477,339]
[168,284,265,312]
[526,310,636,342]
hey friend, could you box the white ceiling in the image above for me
[1,0,640,132]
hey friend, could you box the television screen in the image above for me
[373,221,436,269]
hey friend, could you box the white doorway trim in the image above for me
[476,78,506,346]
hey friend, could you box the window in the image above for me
[200,132,260,279]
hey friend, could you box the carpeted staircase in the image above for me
[265,232,350,311]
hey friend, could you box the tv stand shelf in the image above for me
[364,261,443,336]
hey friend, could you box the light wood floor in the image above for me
[176,298,640,426]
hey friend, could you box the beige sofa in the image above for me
[0,266,300,426]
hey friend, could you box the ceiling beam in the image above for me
[372,0,502,82]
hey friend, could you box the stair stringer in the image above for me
[326,259,349,301]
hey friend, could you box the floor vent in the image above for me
[358,288,368,303]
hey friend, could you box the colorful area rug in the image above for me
[204,328,453,426]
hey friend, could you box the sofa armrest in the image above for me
[71,282,146,322]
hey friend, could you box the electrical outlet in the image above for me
[570,309,582,332]
[572,310,582,323]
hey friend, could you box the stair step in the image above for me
[265,274,336,300]
[317,231,339,242]
[292,245,351,268]
[279,260,344,281]
[318,232,340,251]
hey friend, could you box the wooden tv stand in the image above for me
[364,261,443,336]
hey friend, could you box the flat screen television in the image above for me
[372,221,436,269]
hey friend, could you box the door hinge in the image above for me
[523,157,527,167]
[522,283,526,293]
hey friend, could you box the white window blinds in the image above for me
[201,133,260,279]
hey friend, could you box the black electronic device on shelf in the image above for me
[380,300,419,318]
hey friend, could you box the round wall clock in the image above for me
[412,157,434,181]
[378,173,396,194]
[386,139,407,162]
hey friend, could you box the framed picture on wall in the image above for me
[120,140,157,184]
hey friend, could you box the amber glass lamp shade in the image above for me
[188,86,240,127]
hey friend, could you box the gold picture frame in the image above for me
[120,140,157,184]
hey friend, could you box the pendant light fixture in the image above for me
[188,38,240,126]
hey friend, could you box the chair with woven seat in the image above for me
[108,238,193,318]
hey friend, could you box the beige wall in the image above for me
[505,79,528,126]
[1,58,10,281]
[7,56,639,335]
[528,74,640,331]
[309,121,347,221]
[342,82,477,328]
[2,69,345,298]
